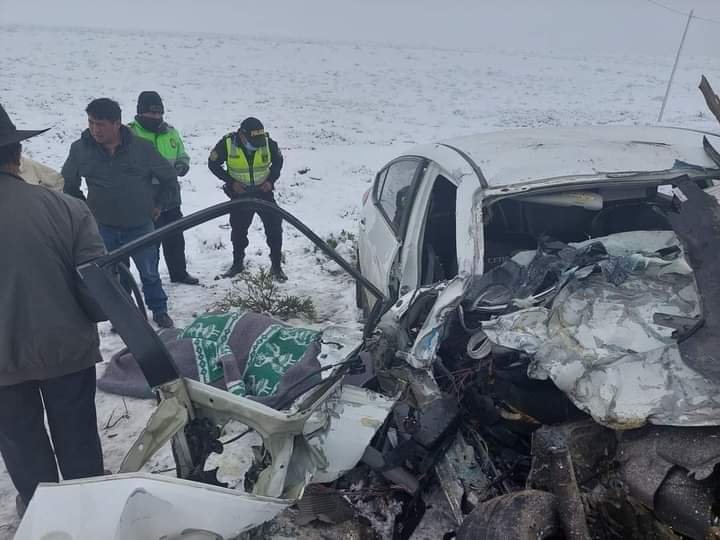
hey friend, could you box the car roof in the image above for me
[400,125,720,188]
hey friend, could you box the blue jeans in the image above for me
[98,222,168,315]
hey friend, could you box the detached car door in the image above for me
[358,157,426,305]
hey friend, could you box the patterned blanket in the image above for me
[98,311,322,408]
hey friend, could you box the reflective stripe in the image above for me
[225,135,271,185]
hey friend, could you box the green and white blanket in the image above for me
[180,312,319,397]
[99,311,323,405]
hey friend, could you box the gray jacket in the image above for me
[0,172,106,385]
[62,127,179,228]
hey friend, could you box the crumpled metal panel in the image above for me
[306,385,396,484]
[15,473,290,540]
[483,230,720,428]
[406,278,467,370]
[315,325,364,378]
[667,182,720,383]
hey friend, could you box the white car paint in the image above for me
[358,145,477,307]
[358,125,720,299]
[16,384,396,538]
[15,473,290,540]
[397,161,457,295]
[358,167,402,301]
[440,126,720,188]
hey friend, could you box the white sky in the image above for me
[2,0,720,57]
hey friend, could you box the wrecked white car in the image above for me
[17,126,720,539]
[360,126,720,538]
[17,203,397,539]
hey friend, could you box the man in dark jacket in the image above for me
[63,98,178,328]
[128,91,199,285]
[208,117,286,281]
[0,103,105,514]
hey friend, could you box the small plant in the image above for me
[314,229,358,267]
[214,267,316,321]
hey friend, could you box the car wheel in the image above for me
[456,490,563,540]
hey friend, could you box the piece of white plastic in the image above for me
[15,473,289,540]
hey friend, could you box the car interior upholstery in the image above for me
[420,175,458,284]
[483,186,673,270]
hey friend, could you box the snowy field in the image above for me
[2,1,720,536]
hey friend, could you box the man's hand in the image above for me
[232,182,246,194]
[174,161,190,177]
[259,181,273,193]
[152,208,162,221]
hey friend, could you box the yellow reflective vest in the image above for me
[225,135,271,186]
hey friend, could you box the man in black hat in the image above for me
[208,117,286,280]
[128,91,199,285]
[62,98,178,328]
[0,103,105,515]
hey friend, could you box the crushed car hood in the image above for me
[481,229,715,428]
[395,182,720,429]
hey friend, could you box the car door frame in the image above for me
[395,162,460,296]
[358,156,429,306]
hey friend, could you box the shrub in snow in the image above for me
[311,230,358,275]
[214,267,317,321]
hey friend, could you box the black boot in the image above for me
[153,312,174,329]
[270,262,287,282]
[171,273,200,285]
[222,260,245,278]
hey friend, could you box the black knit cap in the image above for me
[137,91,164,114]
[239,117,266,146]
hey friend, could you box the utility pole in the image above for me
[658,9,694,122]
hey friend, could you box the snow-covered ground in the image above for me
[2,2,720,535]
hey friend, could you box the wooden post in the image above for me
[658,9,694,122]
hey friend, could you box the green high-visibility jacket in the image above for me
[128,120,190,209]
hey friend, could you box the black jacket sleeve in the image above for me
[61,143,86,200]
[208,136,233,185]
[268,137,283,184]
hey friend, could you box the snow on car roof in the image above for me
[426,126,720,187]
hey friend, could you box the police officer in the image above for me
[208,117,286,281]
[129,91,199,285]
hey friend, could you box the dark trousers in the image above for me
[229,191,283,265]
[0,366,103,503]
[155,207,189,281]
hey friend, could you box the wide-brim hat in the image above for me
[0,103,49,147]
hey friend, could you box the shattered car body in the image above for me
[360,127,720,537]
[18,126,720,539]
[18,200,397,539]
